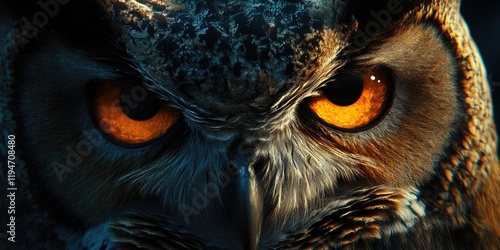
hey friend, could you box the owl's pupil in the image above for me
[120,85,161,121]
[323,77,364,106]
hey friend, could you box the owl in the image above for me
[1,0,499,249]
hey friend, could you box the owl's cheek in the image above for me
[323,25,463,187]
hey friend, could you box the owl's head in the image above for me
[3,0,497,249]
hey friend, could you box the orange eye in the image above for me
[90,81,180,145]
[308,67,393,130]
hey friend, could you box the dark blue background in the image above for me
[461,2,500,133]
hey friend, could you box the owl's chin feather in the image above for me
[63,184,423,249]
[77,205,208,250]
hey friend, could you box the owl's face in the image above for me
[10,0,497,249]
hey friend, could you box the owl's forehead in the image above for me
[108,0,345,97]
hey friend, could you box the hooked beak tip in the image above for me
[228,164,263,250]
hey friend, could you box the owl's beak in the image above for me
[227,144,263,250]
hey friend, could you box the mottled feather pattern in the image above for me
[277,187,425,249]
[96,214,207,249]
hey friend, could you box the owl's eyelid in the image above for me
[91,77,174,104]
[319,66,373,88]
[333,64,394,79]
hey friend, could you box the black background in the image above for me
[460,2,500,132]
